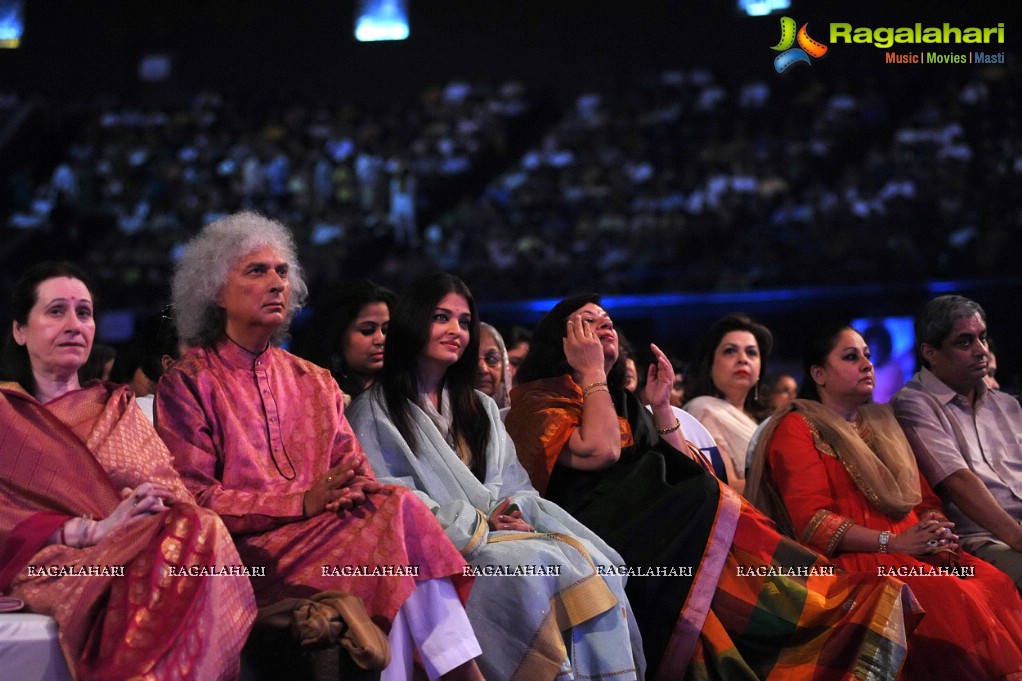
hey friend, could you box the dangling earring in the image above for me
[754,381,759,402]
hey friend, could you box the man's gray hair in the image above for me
[916,294,986,368]
[171,211,309,348]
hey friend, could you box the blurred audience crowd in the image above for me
[3,62,1020,312]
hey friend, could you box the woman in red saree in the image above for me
[505,293,922,681]
[747,321,1022,680]
[0,261,255,681]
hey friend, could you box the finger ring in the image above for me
[926,539,939,547]
[133,495,140,506]
[326,476,334,483]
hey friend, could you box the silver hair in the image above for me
[916,294,986,367]
[479,322,512,409]
[171,211,309,348]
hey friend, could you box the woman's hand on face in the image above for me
[95,483,174,542]
[563,312,607,379]
[640,343,674,408]
[889,512,959,557]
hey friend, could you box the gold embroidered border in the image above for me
[462,509,489,557]
[800,414,883,510]
[802,509,854,557]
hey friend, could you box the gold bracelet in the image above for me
[583,386,609,400]
[78,514,94,548]
[657,418,681,435]
[581,381,608,398]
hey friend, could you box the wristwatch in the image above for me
[878,530,891,554]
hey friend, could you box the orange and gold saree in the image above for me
[0,382,255,681]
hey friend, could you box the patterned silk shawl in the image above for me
[0,382,255,680]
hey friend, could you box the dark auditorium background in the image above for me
[1,0,1019,391]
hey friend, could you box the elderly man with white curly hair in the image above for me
[155,211,484,681]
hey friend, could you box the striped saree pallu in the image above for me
[686,496,921,681]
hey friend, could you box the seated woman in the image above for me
[295,279,395,406]
[111,305,184,422]
[747,321,1022,680]
[155,212,483,681]
[505,325,532,385]
[0,262,255,681]
[505,294,921,681]
[763,373,798,411]
[348,274,643,681]
[683,313,774,495]
[474,322,511,410]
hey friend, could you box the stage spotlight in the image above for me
[738,0,790,18]
[355,0,409,42]
[0,0,24,49]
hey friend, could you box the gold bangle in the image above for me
[78,514,93,548]
[583,386,609,400]
[581,381,608,397]
[657,418,681,435]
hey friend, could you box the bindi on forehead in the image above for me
[39,279,92,303]
[43,296,91,306]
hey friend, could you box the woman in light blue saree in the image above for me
[347,272,644,681]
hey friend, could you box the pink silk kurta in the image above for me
[155,340,471,620]
[1,381,255,681]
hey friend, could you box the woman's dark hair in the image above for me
[798,321,856,402]
[1,261,96,395]
[507,325,533,350]
[110,305,182,386]
[109,344,142,385]
[143,305,182,381]
[514,292,626,391]
[378,273,491,481]
[79,343,116,383]
[296,280,395,399]
[685,312,774,421]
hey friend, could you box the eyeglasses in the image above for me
[480,352,503,368]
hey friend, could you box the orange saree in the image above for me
[753,403,1022,680]
[508,376,921,680]
[0,382,255,681]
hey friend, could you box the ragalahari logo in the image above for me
[771,17,828,73]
